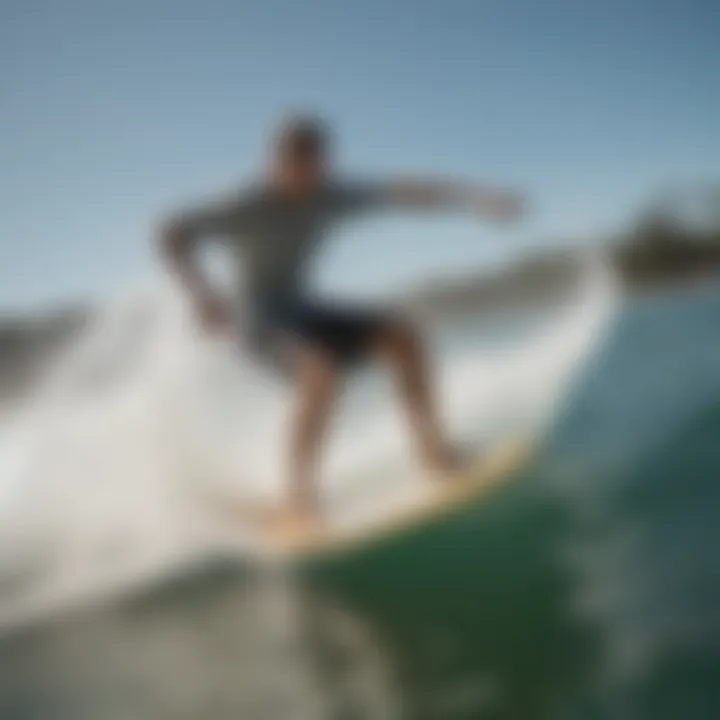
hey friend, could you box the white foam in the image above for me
[0,254,620,628]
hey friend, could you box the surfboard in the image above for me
[259,436,535,562]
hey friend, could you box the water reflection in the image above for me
[0,466,602,720]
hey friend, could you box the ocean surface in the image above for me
[0,264,718,719]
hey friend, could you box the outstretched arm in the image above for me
[380,178,525,223]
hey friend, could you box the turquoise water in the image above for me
[1,283,719,719]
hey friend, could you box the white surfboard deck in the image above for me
[248,436,535,562]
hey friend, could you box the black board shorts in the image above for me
[246,294,390,373]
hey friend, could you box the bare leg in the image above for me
[374,321,453,475]
[279,320,448,539]
[284,347,338,533]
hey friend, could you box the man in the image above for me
[159,115,523,537]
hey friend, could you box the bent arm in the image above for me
[158,214,215,301]
[157,193,242,295]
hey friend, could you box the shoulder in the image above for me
[211,180,272,216]
[169,180,269,228]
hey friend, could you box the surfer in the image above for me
[159,115,523,536]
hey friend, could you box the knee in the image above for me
[296,347,337,395]
[380,319,424,361]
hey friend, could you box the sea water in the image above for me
[19,259,720,720]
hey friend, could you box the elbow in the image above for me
[156,217,189,263]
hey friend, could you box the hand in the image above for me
[475,190,525,224]
[194,291,234,334]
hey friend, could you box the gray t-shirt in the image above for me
[175,181,385,301]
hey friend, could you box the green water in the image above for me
[1,283,719,719]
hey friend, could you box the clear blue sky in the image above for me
[2,0,718,309]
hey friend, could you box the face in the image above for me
[274,141,329,196]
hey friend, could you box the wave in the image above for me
[0,253,620,630]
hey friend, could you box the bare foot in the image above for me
[423,442,466,483]
[272,506,326,546]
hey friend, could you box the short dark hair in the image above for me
[275,115,329,157]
